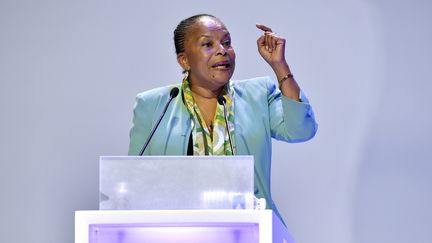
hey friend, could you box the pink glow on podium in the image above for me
[89,223,259,243]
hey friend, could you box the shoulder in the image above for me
[135,84,181,103]
[133,84,181,115]
[232,76,276,92]
[231,76,277,98]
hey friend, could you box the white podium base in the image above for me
[75,210,294,243]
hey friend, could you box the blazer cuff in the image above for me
[281,90,315,127]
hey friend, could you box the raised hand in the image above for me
[256,24,286,67]
[256,23,300,100]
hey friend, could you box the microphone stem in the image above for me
[139,96,174,156]
[222,102,235,155]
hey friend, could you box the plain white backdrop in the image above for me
[1,0,431,242]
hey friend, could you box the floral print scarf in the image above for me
[182,76,235,155]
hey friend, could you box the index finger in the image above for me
[256,23,273,33]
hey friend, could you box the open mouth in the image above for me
[211,61,231,70]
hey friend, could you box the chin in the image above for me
[213,76,231,87]
[213,71,233,82]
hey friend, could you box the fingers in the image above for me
[261,32,279,52]
[270,33,279,51]
[257,34,266,46]
[265,33,272,51]
[256,23,279,52]
[257,34,271,52]
[256,23,273,32]
[256,23,287,64]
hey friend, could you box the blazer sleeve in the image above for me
[267,77,318,142]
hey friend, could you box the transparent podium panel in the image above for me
[99,156,254,210]
[89,223,259,243]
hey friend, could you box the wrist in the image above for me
[278,73,294,87]
[271,61,291,80]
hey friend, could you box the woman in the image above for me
[128,14,317,223]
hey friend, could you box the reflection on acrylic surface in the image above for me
[201,191,256,209]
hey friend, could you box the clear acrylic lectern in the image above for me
[74,156,294,243]
[99,156,257,210]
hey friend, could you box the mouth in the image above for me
[211,61,232,70]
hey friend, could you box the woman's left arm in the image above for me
[256,24,317,141]
[256,24,300,101]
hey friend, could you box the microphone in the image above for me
[217,95,235,155]
[139,87,179,156]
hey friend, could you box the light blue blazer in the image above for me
[128,76,317,221]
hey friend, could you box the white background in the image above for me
[1,0,431,242]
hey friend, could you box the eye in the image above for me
[202,42,212,48]
[223,39,232,47]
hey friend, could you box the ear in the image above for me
[176,53,190,71]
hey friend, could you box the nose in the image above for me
[216,43,227,56]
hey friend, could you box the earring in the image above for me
[183,69,190,80]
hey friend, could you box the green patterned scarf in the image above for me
[182,76,235,155]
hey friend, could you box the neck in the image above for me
[191,90,218,99]
[190,84,223,99]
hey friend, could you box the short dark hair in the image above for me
[173,14,217,54]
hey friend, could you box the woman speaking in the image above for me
[128,14,317,223]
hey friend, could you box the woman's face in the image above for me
[178,17,236,91]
